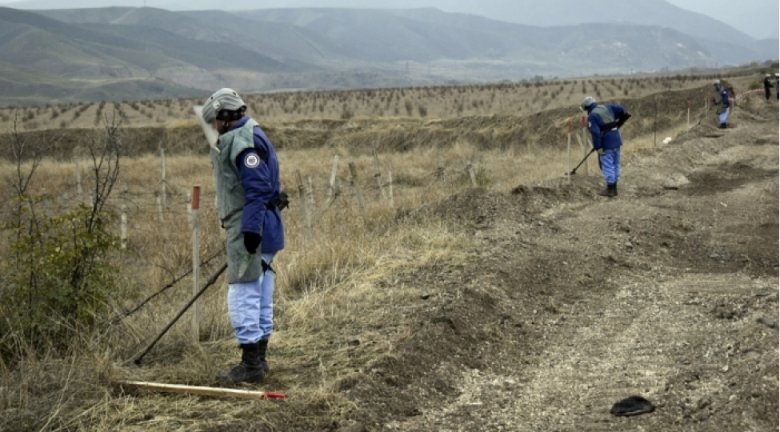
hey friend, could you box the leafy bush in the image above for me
[0,117,122,362]
[0,200,118,360]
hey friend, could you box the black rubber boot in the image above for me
[599,183,617,198]
[609,183,618,197]
[219,340,269,384]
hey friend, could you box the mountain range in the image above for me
[0,1,776,105]
[6,0,778,40]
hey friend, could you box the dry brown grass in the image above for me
[0,120,699,431]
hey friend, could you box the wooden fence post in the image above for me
[580,115,590,176]
[687,100,691,130]
[305,175,316,211]
[186,190,192,218]
[191,185,201,342]
[436,159,446,182]
[296,171,313,240]
[75,158,83,203]
[156,192,164,223]
[467,163,478,187]
[326,155,340,206]
[372,149,388,201]
[387,170,394,208]
[653,96,658,148]
[120,184,128,250]
[575,129,587,176]
[160,148,167,210]
[566,118,572,184]
[348,162,368,220]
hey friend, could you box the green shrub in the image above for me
[0,199,118,360]
[1,119,122,363]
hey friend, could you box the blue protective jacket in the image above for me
[585,103,627,150]
[720,88,730,108]
[229,116,285,254]
[713,84,730,113]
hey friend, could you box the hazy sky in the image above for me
[668,0,778,39]
[0,0,777,39]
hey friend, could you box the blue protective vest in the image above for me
[211,118,284,282]
[587,104,625,150]
[212,119,257,223]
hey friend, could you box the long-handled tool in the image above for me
[109,248,226,326]
[567,111,630,176]
[114,380,288,401]
[567,148,596,176]
[133,263,228,365]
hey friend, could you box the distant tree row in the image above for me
[0,69,757,130]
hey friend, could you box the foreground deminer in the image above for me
[712,80,731,128]
[202,88,286,384]
[580,96,631,198]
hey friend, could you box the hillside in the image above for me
[423,0,759,47]
[0,7,305,104]
[0,5,777,105]
[12,0,776,46]
[0,61,199,106]
[43,6,721,68]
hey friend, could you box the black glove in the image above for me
[243,232,262,255]
[616,112,631,129]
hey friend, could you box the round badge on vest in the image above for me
[245,153,260,169]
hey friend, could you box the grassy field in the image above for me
[0,69,774,431]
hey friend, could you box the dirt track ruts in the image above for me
[339,99,778,431]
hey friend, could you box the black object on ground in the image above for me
[610,395,656,417]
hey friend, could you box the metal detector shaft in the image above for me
[568,148,597,176]
[109,248,225,326]
[134,263,228,365]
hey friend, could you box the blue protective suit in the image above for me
[585,102,627,187]
[585,103,627,150]
[713,84,730,126]
[233,117,284,253]
[214,116,285,344]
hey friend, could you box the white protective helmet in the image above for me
[201,88,246,123]
[580,96,596,111]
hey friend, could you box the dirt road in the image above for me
[338,99,778,431]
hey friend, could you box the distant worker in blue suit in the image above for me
[712,80,730,129]
[581,96,631,198]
